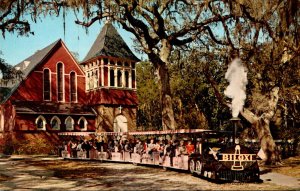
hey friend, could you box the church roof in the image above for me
[0,40,61,104]
[14,39,61,78]
[82,23,139,63]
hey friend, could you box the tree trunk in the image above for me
[241,87,281,164]
[157,62,177,130]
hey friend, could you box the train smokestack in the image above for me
[230,117,240,145]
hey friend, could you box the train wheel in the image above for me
[189,160,195,174]
[195,161,202,175]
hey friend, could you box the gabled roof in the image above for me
[0,39,78,104]
[14,39,61,78]
[82,22,139,63]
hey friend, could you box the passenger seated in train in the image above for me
[155,140,164,157]
[195,139,203,154]
[147,139,156,154]
[107,140,115,159]
[89,140,98,159]
[124,140,133,157]
[186,140,195,155]
[163,140,176,166]
[146,139,156,160]
[114,140,122,152]
[82,139,91,158]
[135,139,144,155]
[178,140,187,156]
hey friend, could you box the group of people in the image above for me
[60,137,201,160]
[61,139,105,159]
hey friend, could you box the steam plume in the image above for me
[224,58,248,117]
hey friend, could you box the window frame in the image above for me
[69,71,77,103]
[50,116,61,130]
[35,115,47,131]
[65,116,74,131]
[78,116,88,131]
[56,62,65,102]
[43,68,51,101]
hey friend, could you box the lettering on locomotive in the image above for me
[221,154,256,161]
[219,145,257,171]
[220,145,256,162]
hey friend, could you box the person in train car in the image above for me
[124,140,133,157]
[163,140,175,166]
[147,139,156,154]
[178,140,187,156]
[71,140,78,158]
[143,140,148,153]
[89,140,97,159]
[186,140,195,155]
[129,139,135,151]
[82,139,91,158]
[146,139,156,160]
[195,139,202,154]
[95,137,102,151]
[119,139,125,152]
[67,140,72,157]
[155,140,164,157]
[107,140,114,159]
[76,140,83,151]
[114,140,121,152]
[136,139,144,155]
[108,140,114,152]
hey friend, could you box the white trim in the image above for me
[50,116,61,130]
[35,115,47,131]
[78,116,88,131]
[65,116,74,131]
[43,68,51,101]
[56,62,65,102]
[101,59,104,86]
[69,71,78,103]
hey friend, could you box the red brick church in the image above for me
[0,23,138,148]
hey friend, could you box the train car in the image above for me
[60,128,260,183]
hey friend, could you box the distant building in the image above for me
[0,23,138,147]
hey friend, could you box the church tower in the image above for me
[81,22,139,134]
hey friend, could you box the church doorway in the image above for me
[113,115,128,133]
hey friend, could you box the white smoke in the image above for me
[224,58,248,117]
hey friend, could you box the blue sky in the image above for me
[0,11,141,66]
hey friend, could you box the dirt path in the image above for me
[0,156,297,190]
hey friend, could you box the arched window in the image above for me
[70,72,77,102]
[110,69,115,87]
[57,62,64,102]
[65,116,74,131]
[131,62,136,69]
[43,69,51,101]
[132,70,136,88]
[117,61,122,66]
[117,70,122,87]
[125,71,129,88]
[35,115,46,130]
[78,116,87,131]
[50,116,61,130]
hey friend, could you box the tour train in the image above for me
[61,127,261,183]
